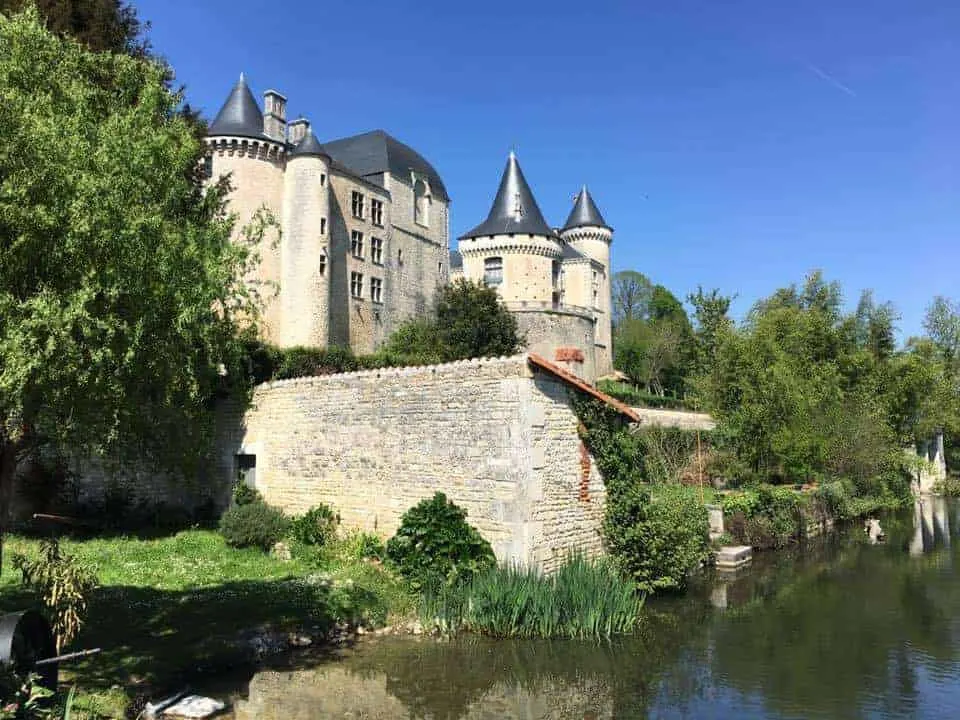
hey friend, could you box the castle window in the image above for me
[414,178,431,227]
[351,230,364,259]
[370,277,383,303]
[203,155,213,179]
[320,173,326,187]
[351,272,364,298]
[397,248,403,265]
[371,237,383,265]
[351,191,365,219]
[320,217,326,235]
[371,199,384,227]
[438,261,443,275]
[484,257,503,286]
[318,251,326,276]
[236,453,256,489]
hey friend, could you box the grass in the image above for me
[0,529,411,716]
[420,555,644,639]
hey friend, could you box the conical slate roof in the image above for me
[563,186,610,231]
[460,152,555,239]
[208,74,265,139]
[289,128,328,158]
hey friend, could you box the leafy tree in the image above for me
[923,296,960,368]
[687,286,734,374]
[0,0,146,55]
[611,270,652,328]
[0,9,257,521]
[387,279,520,363]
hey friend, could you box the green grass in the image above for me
[421,555,644,639]
[0,529,410,714]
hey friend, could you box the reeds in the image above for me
[419,554,644,639]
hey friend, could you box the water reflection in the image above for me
[234,500,960,719]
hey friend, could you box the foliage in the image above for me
[12,538,98,651]
[385,493,495,591]
[274,346,360,379]
[611,270,653,328]
[379,318,445,366]
[687,286,735,375]
[432,279,521,361]
[720,486,805,549]
[603,484,710,593]
[0,0,145,56]
[932,475,960,497]
[218,501,289,551]
[0,8,261,518]
[288,504,340,547]
[635,426,709,485]
[232,481,262,507]
[421,555,643,639]
[597,380,693,409]
[0,669,57,720]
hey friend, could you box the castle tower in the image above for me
[560,187,614,376]
[280,127,331,346]
[458,152,562,305]
[205,74,286,341]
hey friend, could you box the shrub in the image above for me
[218,501,289,550]
[722,484,805,549]
[604,484,710,593]
[288,504,340,547]
[932,474,960,497]
[274,345,359,379]
[386,492,495,590]
[426,555,642,639]
[232,482,262,507]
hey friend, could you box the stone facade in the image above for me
[216,355,607,570]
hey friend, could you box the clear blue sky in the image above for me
[137,0,959,339]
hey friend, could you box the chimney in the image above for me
[288,117,310,146]
[263,89,287,141]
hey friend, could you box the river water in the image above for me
[232,498,960,718]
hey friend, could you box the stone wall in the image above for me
[514,309,597,384]
[216,355,605,570]
[631,407,717,431]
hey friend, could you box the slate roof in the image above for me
[563,186,611,231]
[208,74,267,140]
[289,128,328,158]
[320,130,449,201]
[460,153,555,240]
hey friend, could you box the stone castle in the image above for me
[205,75,613,380]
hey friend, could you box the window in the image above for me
[236,454,256,488]
[438,261,443,274]
[414,178,431,227]
[351,272,364,298]
[320,173,326,187]
[351,191,365,219]
[371,199,384,227]
[203,155,213,179]
[484,257,503,286]
[351,230,364,259]
[397,248,403,265]
[370,277,383,303]
[318,251,326,276]
[320,217,326,235]
[371,237,383,265]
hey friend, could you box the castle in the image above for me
[205,75,614,381]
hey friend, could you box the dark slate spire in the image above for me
[460,152,555,239]
[563,186,611,231]
[289,128,327,158]
[208,73,265,139]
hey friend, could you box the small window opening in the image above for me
[237,453,256,489]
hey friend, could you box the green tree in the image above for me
[687,286,734,375]
[387,279,520,363]
[0,0,145,55]
[0,9,256,521]
[923,296,960,368]
[611,270,652,328]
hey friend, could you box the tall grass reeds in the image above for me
[419,554,644,639]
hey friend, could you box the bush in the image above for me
[422,555,643,639]
[274,345,359,379]
[386,492,495,590]
[933,474,960,497]
[721,485,805,549]
[288,504,340,547]
[218,501,289,550]
[604,484,710,593]
[232,482,262,507]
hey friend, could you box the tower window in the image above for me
[370,277,383,303]
[351,191,365,219]
[371,199,384,227]
[438,261,443,274]
[320,217,327,235]
[318,251,326,276]
[371,237,383,265]
[236,453,256,488]
[320,173,326,187]
[397,248,403,265]
[350,272,364,298]
[351,230,364,259]
[484,257,503,286]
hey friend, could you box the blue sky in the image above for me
[137,0,959,339]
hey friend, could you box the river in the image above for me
[230,498,960,718]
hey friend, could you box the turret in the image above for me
[560,187,614,376]
[205,74,286,341]
[281,127,331,346]
[458,152,561,306]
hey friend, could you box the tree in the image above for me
[385,279,520,363]
[923,296,960,368]
[687,286,733,373]
[611,270,652,328]
[0,0,146,55]
[0,9,256,522]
